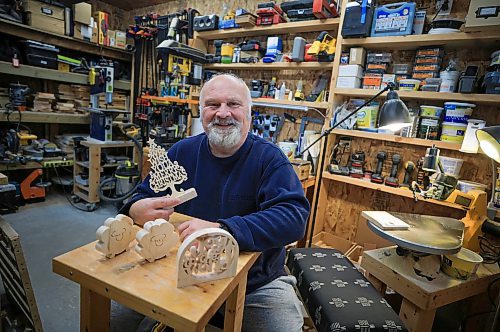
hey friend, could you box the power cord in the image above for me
[459,276,500,331]
[52,165,98,212]
[479,236,500,266]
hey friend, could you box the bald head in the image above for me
[199,73,252,118]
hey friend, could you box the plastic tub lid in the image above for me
[420,105,444,109]
[442,122,467,127]
[444,102,476,107]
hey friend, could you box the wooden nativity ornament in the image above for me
[135,218,179,262]
[96,214,135,258]
[176,228,239,288]
[148,138,197,205]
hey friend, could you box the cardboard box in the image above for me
[27,12,65,35]
[58,62,70,72]
[108,30,116,47]
[73,2,92,25]
[336,76,361,88]
[0,173,8,185]
[465,0,500,32]
[338,64,364,78]
[93,11,109,46]
[290,159,311,181]
[74,22,92,41]
[115,31,126,49]
[22,0,65,20]
[349,47,366,66]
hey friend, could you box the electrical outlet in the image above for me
[436,0,453,16]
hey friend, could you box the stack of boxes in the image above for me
[413,47,444,91]
[336,47,366,89]
[362,52,392,90]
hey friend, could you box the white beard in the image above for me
[206,117,243,149]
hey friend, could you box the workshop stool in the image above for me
[286,247,408,332]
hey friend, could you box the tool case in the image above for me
[19,40,59,69]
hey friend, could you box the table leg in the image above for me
[399,298,435,332]
[365,273,387,296]
[80,286,110,332]
[224,275,248,332]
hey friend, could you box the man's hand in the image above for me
[129,197,181,226]
[178,218,220,241]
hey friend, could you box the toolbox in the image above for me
[371,2,416,37]
[341,0,374,38]
[20,40,59,69]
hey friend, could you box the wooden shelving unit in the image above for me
[205,62,334,70]
[0,18,132,62]
[330,129,462,151]
[0,61,131,91]
[333,88,500,105]
[252,98,330,109]
[195,18,340,40]
[322,172,466,211]
[0,110,89,124]
[341,31,500,50]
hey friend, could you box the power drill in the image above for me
[371,151,387,184]
[349,151,365,178]
[401,161,415,189]
[385,153,402,187]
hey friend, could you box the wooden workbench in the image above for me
[52,213,260,332]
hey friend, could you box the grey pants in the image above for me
[242,275,303,332]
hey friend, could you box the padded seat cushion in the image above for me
[287,248,408,332]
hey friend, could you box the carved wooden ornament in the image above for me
[95,214,135,258]
[176,228,239,288]
[135,218,179,262]
[148,138,198,204]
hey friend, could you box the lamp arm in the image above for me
[299,84,392,156]
[304,83,393,247]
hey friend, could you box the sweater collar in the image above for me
[204,133,252,162]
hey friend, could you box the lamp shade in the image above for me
[476,126,500,163]
[377,90,412,131]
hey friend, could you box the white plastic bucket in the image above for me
[444,102,475,124]
[460,119,486,153]
[441,122,468,143]
[439,156,464,177]
[278,142,298,160]
[439,71,460,92]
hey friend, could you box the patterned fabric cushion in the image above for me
[287,248,408,332]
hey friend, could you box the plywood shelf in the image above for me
[333,88,500,105]
[330,129,462,151]
[205,62,333,70]
[341,31,500,50]
[141,95,199,105]
[0,18,132,62]
[0,61,131,90]
[195,18,340,40]
[0,110,89,124]
[252,98,330,109]
[322,172,466,211]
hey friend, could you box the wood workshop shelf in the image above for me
[0,18,132,62]
[301,176,316,189]
[141,95,200,105]
[205,62,334,70]
[341,31,500,50]
[322,172,466,211]
[0,61,131,90]
[195,18,340,40]
[80,139,135,149]
[333,88,500,105]
[252,98,330,109]
[0,110,89,124]
[330,129,462,151]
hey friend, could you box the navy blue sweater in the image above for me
[121,133,310,293]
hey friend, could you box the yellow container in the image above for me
[441,248,483,280]
[356,104,379,129]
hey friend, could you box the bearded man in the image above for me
[121,73,309,332]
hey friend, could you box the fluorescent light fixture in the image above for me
[252,100,309,111]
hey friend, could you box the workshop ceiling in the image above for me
[60,1,172,11]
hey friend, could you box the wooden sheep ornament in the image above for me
[135,218,179,262]
[176,228,239,288]
[148,138,197,206]
[95,214,135,258]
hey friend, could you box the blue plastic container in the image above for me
[371,2,416,37]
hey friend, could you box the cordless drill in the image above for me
[385,153,402,187]
[371,151,387,184]
[401,161,415,189]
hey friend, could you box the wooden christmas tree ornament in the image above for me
[135,218,179,262]
[148,138,197,206]
[95,214,135,258]
[176,228,239,288]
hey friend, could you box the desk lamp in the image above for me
[301,83,412,246]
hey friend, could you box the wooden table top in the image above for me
[52,213,259,331]
[362,247,500,310]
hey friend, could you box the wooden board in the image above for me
[0,218,42,332]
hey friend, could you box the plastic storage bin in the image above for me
[371,2,416,37]
[439,156,464,177]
